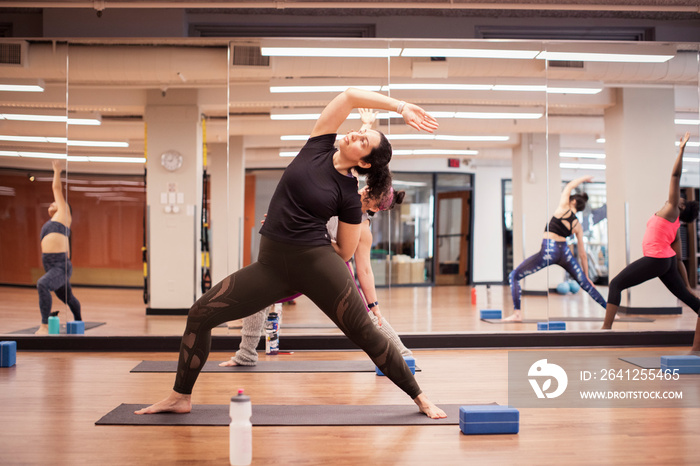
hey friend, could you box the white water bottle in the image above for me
[229,388,252,466]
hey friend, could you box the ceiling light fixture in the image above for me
[559,152,606,159]
[0,150,144,163]
[261,47,402,58]
[400,48,539,59]
[0,79,45,92]
[537,51,673,63]
[560,162,606,170]
[0,113,102,125]
[0,135,128,147]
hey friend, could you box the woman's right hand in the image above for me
[400,103,439,133]
[52,159,62,172]
[680,132,690,150]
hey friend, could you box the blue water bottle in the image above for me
[265,311,279,355]
[48,315,60,334]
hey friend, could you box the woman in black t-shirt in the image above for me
[137,88,447,419]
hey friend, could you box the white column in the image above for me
[209,136,245,284]
[472,165,510,283]
[145,89,202,309]
[511,133,562,294]
[604,87,677,308]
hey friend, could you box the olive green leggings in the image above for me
[173,236,421,399]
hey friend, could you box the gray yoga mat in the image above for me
[482,316,654,324]
[96,403,474,426]
[618,357,662,369]
[131,360,421,373]
[7,321,106,335]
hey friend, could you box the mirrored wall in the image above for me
[1,37,698,339]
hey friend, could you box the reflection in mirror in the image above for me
[60,41,229,336]
[0,41,69,335]
[546,41,700,339]
[2,38,699,342]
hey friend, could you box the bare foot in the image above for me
[35,324,49,335]
[134,391,192,414]
[219,358,239,367]
[502,310,522,322]
[414,393,447,419]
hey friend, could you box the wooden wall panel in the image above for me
[0,169,145,286]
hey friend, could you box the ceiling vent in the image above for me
[232,45,269,67]
[0,40,27,67]
[548,61,585,69]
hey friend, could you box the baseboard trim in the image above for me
[4,330,693,352]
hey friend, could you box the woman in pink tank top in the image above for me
[603,132,700,354]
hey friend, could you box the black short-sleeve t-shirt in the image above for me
[260,133,363,246]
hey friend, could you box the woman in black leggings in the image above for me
[137,88,446,418]
[602,132,700,353]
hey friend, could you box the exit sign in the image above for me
[447,158,460,168]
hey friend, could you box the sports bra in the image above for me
[40,220,70,241]
[546,210,578,238]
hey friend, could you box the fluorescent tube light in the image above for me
[68,140,129,148]
[400,48,539,59]
[87,156,145,163]
[271,113,323,121]
[383,83,492,91]
[282,134,508,142]
[559,152,606,159]
[537,51,673,63]
[0,113,101,125]
[0,150,143,163]
[261,47,401,57]
[270,85,381,94]
[393,149,478,156]
[560,162,606,170]
[273,111,539,121]
[0,79,45,92]
[454,111,542,119]
[675,119,700,125]
[0,135,127,147]
[271,83,600,95]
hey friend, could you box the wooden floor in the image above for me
[1,284,698,336]
[1,347,699,465]
[1,285,700,464]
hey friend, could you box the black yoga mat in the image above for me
[131,360,421,373]
[618,357,662,369]
[96,403,476,426]
[7,321,106,335]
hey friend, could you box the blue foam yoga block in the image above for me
[376,356,415,376]
[660,355,700,374]
[0,341,17,367]
[67,321,85,335]
[537,321,566,331]
[459,405,519,435]
[480,309,502,319]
